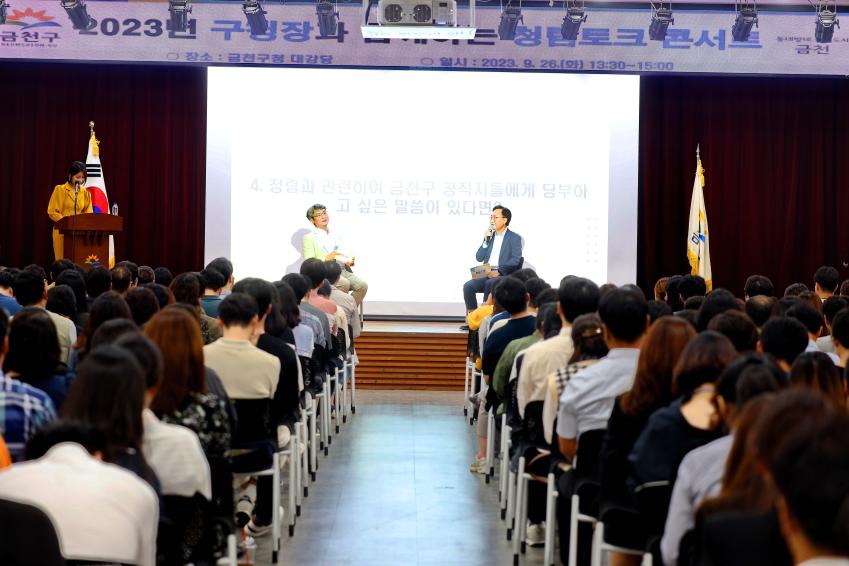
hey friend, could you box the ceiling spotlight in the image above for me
[732,0,757,42]
[168,0,191,33]
[316,0,338,36]
[560,0,586,40]
[0,1,8,25]
[60,0,96,30]
[815,1,839,43]
[498,4,522,40]
[649,1,673,40]
[242,0,268,35]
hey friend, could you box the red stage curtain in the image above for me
[0,61,207,274]
[638,75,849,296]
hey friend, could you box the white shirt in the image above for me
[142,409,211,499]
[817,335,837,354]
[488,231,505,268]
[45,309,76,364]
[0,442,158,566]
[517,328,574,417]
[310,227,352,263]
[806,339,841,365]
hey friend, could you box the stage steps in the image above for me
[354,331,467,390]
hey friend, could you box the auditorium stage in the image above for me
[355,321,467,391]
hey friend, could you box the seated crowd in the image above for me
[0,256,360,565]
[467,265,849,566]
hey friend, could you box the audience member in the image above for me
[684,295,705,311]
[84,265,112,305]
[110,265,133,295]
[813,265,840,301]
[170,272,222,345]
[787,302,841,364]
[696,288,740,331]
[789,351,845,408]
[324,260,360,338]
[199,267,226,318]
[818,296,848,354]
[138,265,155,285]
[744,275,774,299]
[759,316,812,372]
[56,269,88,325]
[0,421,158,565]
[654,276,669,301]
[841,279,849,297]
[3,307,71,411]
[647,299,673,322]
[784,283,810,297]
[665,275,685,311]
[143,282,175,310]
[46,283,77,323]
[0,308,57,460]
[708,310,759,352]
[679,275,707,302]
[124,286,160,327]
[90,318,139,349]
[830,308,849,367]
[117,260,140,288]
[12,268,76,364]
[745,295,776,330]
[154,266,174,287]
[0,268,22,316]
[75,291,132,361]
[205,257,235,295]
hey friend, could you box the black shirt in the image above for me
[257,333,300,428]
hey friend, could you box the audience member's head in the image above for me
[61,345,146,465]
[534,288,558,309]
[683,295,705,311]
[199,268,226,296]
[217,292,259,329]
[647,300,673,323]
[90,318,139,350]
[48,259,75,284]
[232,278,274,321]
[679,275,707,300]
[537,303,563,340]
[78,291,132,358]
[85,266,112,299]
[787,302,825,339]
[144,307,207,415]
[598,286,649,346]
[123,287,159,327]
[142,283,174,310]
[759,317,809,371]
[713,354,785,430]
[745,295,776,329]
[299,258,327,290]
[789,351,845,408]
[116,261,139,288]
[665,275,684,311]
[557,276,599,325]
[772,295,802,318]
[525,278,551,309]
[0,268,18,295]
[205,257,234,290]
[830,309,849,364]
[744,275,775,299]
[25,420,107,460]
[672,330,738,396]
[708,310,759,352]
[115,334,163,394]
[3,307,60,378]
[822,296,849,331]
[784,283,809,297]
[622,316,696,416]
[797,290,823,314]
[153,266,173,288]
[138,266,155,285]
[769,409,849,561]
[56,269,87,314]
[509,268,538,283]
[273,281,301,329]
[170,272,201,306]
[813,265,840,299]
[46,284,77,321]
[653,277,669,301]
[696,288,740,331]
[281,273,310,303]
[12,269,47,307]
[324,261,344,286]
[493,277,528,316]
[841,279,849,297]
[109,266,133,295]
[566,313,607,363]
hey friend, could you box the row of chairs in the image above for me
[462,340,662,566]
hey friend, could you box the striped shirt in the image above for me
[0,370,57,461]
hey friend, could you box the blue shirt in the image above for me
[0,370,57,461]
[200,295,222,318]
[0,294,22,317]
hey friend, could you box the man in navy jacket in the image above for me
[462,205,523,312]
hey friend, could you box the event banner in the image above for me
[2,0,848,75]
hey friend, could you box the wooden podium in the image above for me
[56,213,123,270]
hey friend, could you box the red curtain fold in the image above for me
[638,75,849,297]
[0,61,207,274]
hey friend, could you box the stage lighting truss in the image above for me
[167,0,192,33]
[60,0,96,30]
[498,0,522,40]
[243,0,269,35]
[813,0,839,43]
[731,0,758,42]
[0,0,8,25]
[316,0,339,37]
[649,0,673,40]
[364,0,474,39]
[560,0,586,40]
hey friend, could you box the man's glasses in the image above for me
[490,215,505,220]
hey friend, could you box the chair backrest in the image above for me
[0,498,65,566]
[521,400,548,447]
[575,428,606,479]
[231,398,273,446]
[632,481,673,536]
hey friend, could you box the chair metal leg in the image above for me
[569,494,580,566]
[271,452,281,564]
[499,419,510,517]
[512,457,526,556]
[590,519,604,566]
[485,407,495,484]
[544,473,557,566]
[350,361,357,414]
[463,358,471,416]
[308,398,318,479]
[506,469,517,539]
[294,422,304,512]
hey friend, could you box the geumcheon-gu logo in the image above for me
[3,7,61,28]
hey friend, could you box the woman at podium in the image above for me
[47,161,93,260]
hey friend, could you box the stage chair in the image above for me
[591,520,653,566]
[0,498,65,566]
[277,427,300,537]
[499,414,512,519]
[233,451,282,564]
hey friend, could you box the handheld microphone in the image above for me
[481,222,495,248]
